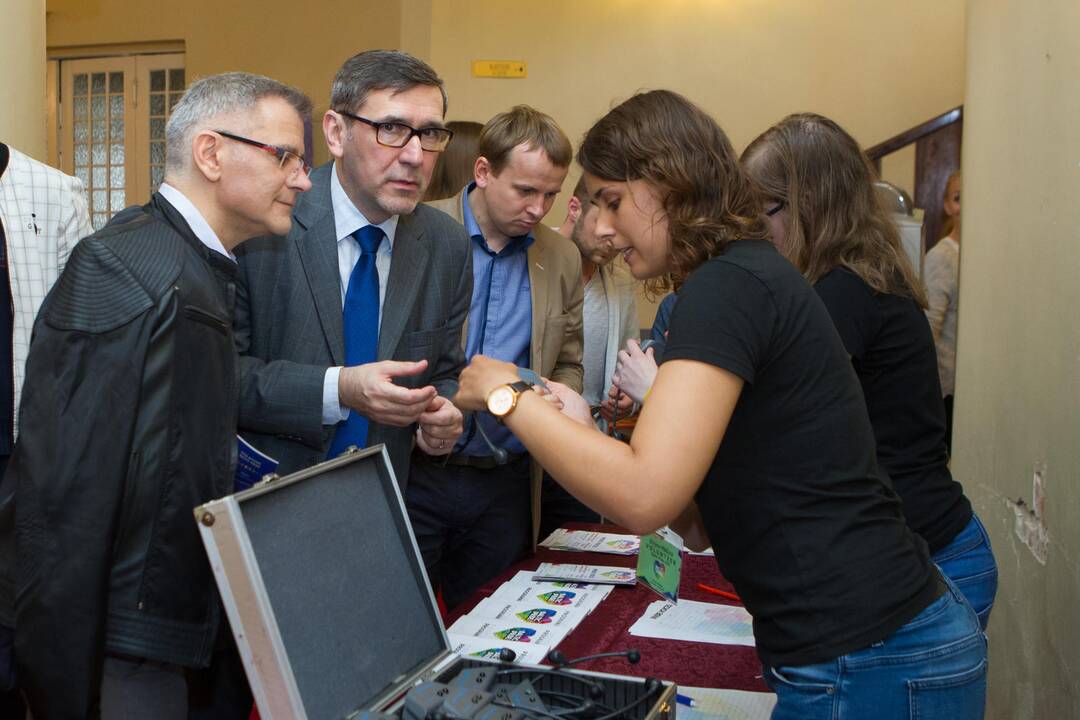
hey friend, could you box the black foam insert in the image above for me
[240,450,446,719]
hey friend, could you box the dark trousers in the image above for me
[102,655,187,720]
[406,452,532,610]
[0,452,25,719]
[538,472,600,543]
[186,621,253,720]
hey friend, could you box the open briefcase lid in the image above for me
[195,445,450,719]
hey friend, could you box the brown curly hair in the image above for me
[576,90,768,296]
[742,113,927,308]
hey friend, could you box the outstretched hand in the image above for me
[454,355,520,412]
[339,359,437,426]
[545,381,595,427]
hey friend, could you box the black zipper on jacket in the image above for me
[183,304,229,334]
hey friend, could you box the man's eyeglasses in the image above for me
[765,201,785,217]
[337,111,454,152]
[215,130,311,178]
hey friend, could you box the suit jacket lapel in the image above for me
[378,212,430,359]
[293,166,346,365]
[430,190,474,349]
[528,238,550,372]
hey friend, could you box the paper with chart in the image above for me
[629,599,755,646]
[675,686,776,720]
[490,579,610,611]
[448,614,572,647]
[468,598,590,630]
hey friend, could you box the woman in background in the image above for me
[456,91,986,720]
[423,120,483,201]
[924,170,963,449]
[741,116,995,629]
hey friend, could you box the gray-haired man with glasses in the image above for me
[234,50,472,490]
[0,71,312,718]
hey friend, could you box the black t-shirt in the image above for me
[664,240,939,668]
[814,268,971,551]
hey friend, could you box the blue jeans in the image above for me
[765,576,987,720]
[932,513,998,629]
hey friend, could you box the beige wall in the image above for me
[44,0,966,325]
[880,144,917,201]
[960,1,1080,717]
[1,0,47,159]
[427,0,965,326]
[45,0,405,167]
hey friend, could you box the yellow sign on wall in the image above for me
[472,60,527,79]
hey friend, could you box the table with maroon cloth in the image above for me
[446,525,771,694]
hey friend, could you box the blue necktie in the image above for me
[327,225,384,458]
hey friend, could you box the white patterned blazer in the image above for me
[0,145,92,436]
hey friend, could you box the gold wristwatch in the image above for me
[486,381,533,424]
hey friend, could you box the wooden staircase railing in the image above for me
[866,106,963,251]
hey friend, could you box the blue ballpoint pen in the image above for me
[676,693,697,707]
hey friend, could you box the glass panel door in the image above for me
[136,54,185,200]
[59,53,185,227]
[60,57,136,231]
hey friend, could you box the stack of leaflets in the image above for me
[532,562,637,586]
[538,528,640,555]
[446,570,613,664]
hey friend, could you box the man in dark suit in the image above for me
[235,50,471,487]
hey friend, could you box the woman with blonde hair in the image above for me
[741,115,995,630]
[455,92,986,720]
[925,170,963,447]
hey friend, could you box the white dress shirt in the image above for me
[158,183,235,262]
[924,236,959,396]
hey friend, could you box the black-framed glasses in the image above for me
[215,130,311,178]
[337,110,454,152]
[765,201,785,217]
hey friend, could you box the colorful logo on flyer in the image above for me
[607,539,638,551]
[469,648,507,660]
[495,627,537,642]
[550,581,587,589]
[601,570,634,581]
[536,591,575,605]
[515,608,556,624]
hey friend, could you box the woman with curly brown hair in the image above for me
[455,90,986,719]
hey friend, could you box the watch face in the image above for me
[487,386,516,416]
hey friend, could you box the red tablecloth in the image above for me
[447,526,770,693]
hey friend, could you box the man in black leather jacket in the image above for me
[0,72,312,719]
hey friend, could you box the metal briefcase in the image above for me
[194,445,675,720]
